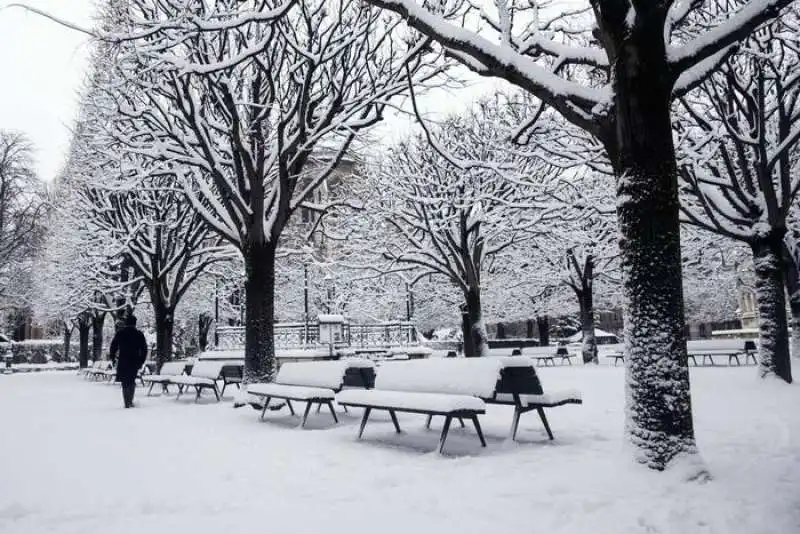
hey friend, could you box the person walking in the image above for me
[109,315,148,408]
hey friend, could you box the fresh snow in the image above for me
[336,389,486,412]
[248,382,336,400]
[374,357,534,397]
[1,367,798,534]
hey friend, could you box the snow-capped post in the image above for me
[361,0,794,470]
[678,13,799,383]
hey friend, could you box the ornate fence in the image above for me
[216,321,417,350]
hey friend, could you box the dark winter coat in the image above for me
[110,326,148,382]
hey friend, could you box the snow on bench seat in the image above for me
[336,389,485,413]
[373,357,532,397]
[167,361,226,402]
[494,390,583,407]
[247,359,376,427]
[248,383,335,401]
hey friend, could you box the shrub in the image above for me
[9,340,66,364]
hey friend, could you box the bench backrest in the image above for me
[186,361,225,379]
[159,361,186,376]
[220,364,243,380]
[276,359,375,390]
[374,357,535,397]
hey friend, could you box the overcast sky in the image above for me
[0,0,96,181]
[0,1,506,181]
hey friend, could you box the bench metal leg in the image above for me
[316,403,323,414]
[147,382,155,396]
[438,416,453,454]
[729,354,741,366]
[389,410,401,433]
[194,386,202,403]
[425,415,433,429]
[472,416,487,447]
[537,407,554,440]
[357,407,372,439]
[286,399,296,416]
[747,352,757,365]
[457,417,465,428]
[688,355,698,366]
[176,386,183,401]
[300,402,313,428]
[213,386,220,402]
[260,396,272,421]
[510,407,522,441]
[326,401,339,424]
[220,382,227,398]
[162,384,169,395]
[342,405,349,414]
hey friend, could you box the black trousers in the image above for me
[121,379,136,408]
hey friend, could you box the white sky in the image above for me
[0,0,96,181]
[0,1,505,181]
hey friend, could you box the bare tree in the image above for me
[678,14,800,383]
[97,0,442,382]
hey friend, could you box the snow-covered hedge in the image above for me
[9,340,68,364]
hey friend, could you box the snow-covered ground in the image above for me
[1,366,798,534]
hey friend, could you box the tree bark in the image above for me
[462,285,488,357]
[782,244,800,360]
[243,242,277,383]
[78,321,91,368]
[526,318,535,339]
[578,290,598,364]
[91,313,105,362]
[751,234,792,382]
[153,302,174,372]
[198,313,212,352]
[610,17,697,470]
[62,323,72,363]
[536,315,549,346]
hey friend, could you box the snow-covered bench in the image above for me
[687,339,757,366]
[526,346,574,366]
[168,361,241,402]
[247,359,376,428]
[336,358,582,453]
[142,361,187,396]
[85,360,113,381]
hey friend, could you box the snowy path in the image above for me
[0,367,798,534]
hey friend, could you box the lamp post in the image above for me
[303,262,310,345]
[214,277,219,346]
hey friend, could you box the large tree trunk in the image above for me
[782,244,800,360]
[752,234,792,382]
[243,242,277,383]
[91,313,105,362]
[198,313,212,352]
[62,323,72,363]
[153,303,174,372]
[611,18,697,470]
[78,322,91,368]
[536,315,549,346]
[462,285,488,357]
[578,290,598,364]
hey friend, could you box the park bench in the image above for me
[141,361,188,396]
[84,360,113,380]
[167,361,243,402]
[526,346,575,366]
[247,359,376,428]
[336,357,582,453]
[687,339,757,366]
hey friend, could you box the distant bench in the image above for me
[524,346,575,366]
[165,361,244,402]
[247,359,375,427]
[142,361,187,396]
[602,340,757,366]
[336,358,582,453]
